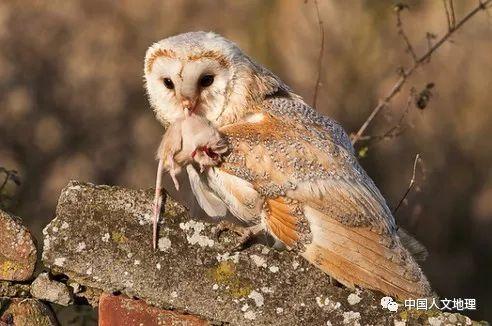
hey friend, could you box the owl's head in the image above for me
[144,31,287,126]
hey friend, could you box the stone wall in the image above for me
[0,181,484,325]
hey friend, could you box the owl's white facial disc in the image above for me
[145,53,232,125]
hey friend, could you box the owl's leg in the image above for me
[167,154,180,191]
[215,221,264,251]
[153,158,165,250]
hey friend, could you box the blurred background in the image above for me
[0,0,491,323]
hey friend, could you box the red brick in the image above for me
[98,293,209,326]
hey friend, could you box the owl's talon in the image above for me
[214,220,240,239]
[214,221,263,251]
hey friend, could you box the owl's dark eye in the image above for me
[199,74,214,87]
[163,78,174,89]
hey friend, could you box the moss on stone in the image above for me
[399,308,441,320]
[209,261,252,298]
[1,260,20,275]
[111,231,128,244]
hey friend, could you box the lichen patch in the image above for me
[316,295,341,312]
[158,237,171,251]
[102,233,110,242]
[217,252,240,263]
[76,242,86,252]
[244,310,256,320]
[248,290,264,307]
[180,220,214,247]
[347,292,362,305]
[54,257,66,266]
[342,311,361,326]
[250,254,267,268]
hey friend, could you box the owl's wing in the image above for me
[186,164,228,218]
[212,111,432,299]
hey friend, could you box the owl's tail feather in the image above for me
[302,207,433,301]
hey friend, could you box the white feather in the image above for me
[186,165,227,217]
[206,168,263,224]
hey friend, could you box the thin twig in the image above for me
[443,0,452,30]
[425,32,437,62]
[0,173,9,194]
[393,154,420,215]
[312,0,325,109]
[361,92,415,144]
[351,72,408,145]
[396,6,417,62]
[450,0,457,29]
[351,0,492,145]
[444,0,457,31]
[0,170,10,208]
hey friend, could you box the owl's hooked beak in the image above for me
[181,98,197,116]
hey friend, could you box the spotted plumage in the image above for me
[144,31,433,300]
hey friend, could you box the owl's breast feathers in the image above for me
[209,98,432,300]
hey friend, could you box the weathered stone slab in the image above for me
[0,209,37,281]
[41,181,479,325]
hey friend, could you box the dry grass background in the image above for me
[0,0,491,322]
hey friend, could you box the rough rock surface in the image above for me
[0,298,57,326]
[0,209,37,281]
[0,281,31,298]
[42,181,481,325]
[31,272,73,306]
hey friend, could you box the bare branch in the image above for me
[449,0,457,29]
[396,5,417,63]
[355,91,414,145]
[443,0,452,31]
[425,32,437,62]
[0,171,9,195]
[312,0,325,109]
[444,0,457,31]
[393,154,420,215]
[378,91,415,142]
[351,71,409,145]
[351,0,492,145]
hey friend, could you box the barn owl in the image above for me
[144,31,432,300]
